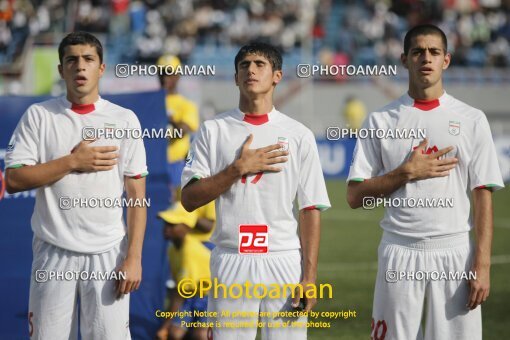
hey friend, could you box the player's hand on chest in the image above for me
[46,116,124,158]
[216,130,294,186]
[384,113,463,170]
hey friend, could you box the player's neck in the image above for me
[238,96,273,115]
[408,82,444,101]
[66,91,100,105]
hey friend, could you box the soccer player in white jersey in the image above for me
[4,32,148,339]
[347,24,504,340]
[181,42,330,340]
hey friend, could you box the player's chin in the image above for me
[243,86,270,96]
[417,75,436,85]
[71,84,90,93]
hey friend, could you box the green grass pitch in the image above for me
[305,180,510,340]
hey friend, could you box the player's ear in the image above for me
[401,53,408,69]
[442,52,451,70]
[234,72,239,87]
[273,70,282,85]
[98,63,106,77]
[58,64,64,79]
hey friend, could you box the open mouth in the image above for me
[419,67,433,74]
[75,75,87,85]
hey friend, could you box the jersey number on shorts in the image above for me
[241,172,263,184]
[371,318,387,340]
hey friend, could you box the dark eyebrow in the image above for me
[65,54,96,61]
[239,59,267,66]
[411,47,443,53]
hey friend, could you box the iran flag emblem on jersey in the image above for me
[104,122,116,132]
[449,121,460,136]
[278,137,289,151]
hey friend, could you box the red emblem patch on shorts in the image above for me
[239,225,269,254]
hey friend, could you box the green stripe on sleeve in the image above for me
[7,164,25,169]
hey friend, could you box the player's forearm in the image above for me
[299,209,321,282]
[472,188,493,270]
[196,218,214,233]
[346,165,411,209]
[172,121,192,134]
[5,155,75,193]
[125,178,147,259]
[182,163,242,211]
[126,206,147,259]
[168,289,184,313]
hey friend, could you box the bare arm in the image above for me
[5,140,118,193]
[195,217,214,233]
[169,116,193,135]
[181,164,242,212]
[116,176,147,297]
[156,289,185,339]
[292,209,321,312]
[6,155,74,193]
[347,138,458,208]
[181,134,288,211]
[467,188,493,310]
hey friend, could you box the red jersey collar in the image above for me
[413,98,440,111]
[64,96,102,114]
[71,103,96,114]
[408,91,447,111]
[243,113,269,125]
[239,107,275,125]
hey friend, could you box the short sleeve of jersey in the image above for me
[347,113,383,182]
[468,114,504,191]
[123,113,148,178]
[181,123,211,188]
[297,130,331,211]
[4,105,40,169]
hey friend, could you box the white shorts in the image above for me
[28,236,131,340]
[372,231,481,340]
[208,247,307,340]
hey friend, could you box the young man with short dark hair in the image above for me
[5,31,148,339]
[181,42,330,340]
[347,24,504,340]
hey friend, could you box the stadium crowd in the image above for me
[1,0,510,68]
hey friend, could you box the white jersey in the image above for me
[182,107,330,252]
[5,96,148,253]
[347,92,504,238]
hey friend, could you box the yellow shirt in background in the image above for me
[165,94,199,163]
[343,99,367,131]
[169,235,211,287]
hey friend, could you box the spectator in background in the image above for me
[156,201,215,340]
[157,54,199,203]
[108,0,131,63]
[343,95,367,132]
